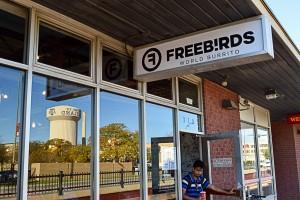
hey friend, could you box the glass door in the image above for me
[201,131,244,200]
[241,123,275,200]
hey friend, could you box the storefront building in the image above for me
[0,0,299,200]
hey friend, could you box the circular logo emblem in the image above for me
[142,48,162,72]
[105,58,122,80]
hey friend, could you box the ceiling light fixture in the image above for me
[265,89,280,100]
[221,75,228,87]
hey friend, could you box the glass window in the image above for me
[240,106,254,123]
[147,79,172,100]
[102,49,138,90]
[257,127,274,196]
[0,66,24,198]
[38,22,91,76]
[178,78,199,107]
[0,1,28,63]
[241,123,257,179]
[245,182,259,198]
[179,111,201,132]
[241,123,275,198]
[255,108,269,127]
[28,75,93,199]
[241,123,259,199]
[100,92,140,199]
[146,103,176,200]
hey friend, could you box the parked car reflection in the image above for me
[0,170,17,183]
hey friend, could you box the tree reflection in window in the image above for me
[29,139,91,164]
[100,123,139,169]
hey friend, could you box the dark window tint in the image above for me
[102,49,138,90]
[147,79,172,100]
[0,2,28,63]
[179,79,199,107]
[38,23,91,76]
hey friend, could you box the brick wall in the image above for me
[203,79,240,200]
[203,79,240,134]
[294,124,300,196]
[31,162,132,175]
[272,122,300,200]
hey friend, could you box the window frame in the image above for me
[33,14,96,83]
[0,0,29,66]
[240,103,276,198]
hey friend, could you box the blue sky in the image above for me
[264,0,299,49]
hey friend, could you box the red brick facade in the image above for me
[203,79,241,134]
[271,122,300,200]
[202,79,241,200]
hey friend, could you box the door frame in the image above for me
[201,131,245,200]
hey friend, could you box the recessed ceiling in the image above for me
[30,0,300,121]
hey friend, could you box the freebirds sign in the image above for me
[134,15,273,81]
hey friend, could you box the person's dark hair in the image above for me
[193,159,205,168]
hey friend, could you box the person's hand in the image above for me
[225,188,241,196]
[230,188,242,197]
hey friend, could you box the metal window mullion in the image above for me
[264,110,276,196]
[97,37,102,85]
[174,107,182,200]
[254,108,265,196]
[234,132,246,200]
[199,79,205,133]
[253,122,263,195]
[92,86,100,200]
[174,77,183,200]
[140,82,147,200]
[18,7,37,200]
[92,35,102,200]
[267,126,277,196]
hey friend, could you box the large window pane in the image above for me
[100,92,140,199]
[102,49,138,90]
[0,1,28,63]
[146,103,176,199]
[241,123,257,180]
[28,75,93,199]
[38,22,91,76]
[0,66,24,198]
[241,123,259,199]
[147,79,172,100]
[257,128,274,196]
[178,79,199,107]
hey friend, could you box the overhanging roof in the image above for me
[27,0,300,122]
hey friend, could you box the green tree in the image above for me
[69,145,91,163]
[100,123,139,164]
[0,144,9,170]
[29,141,44,164]
[147,147,152,163]
[44,138,73,163]
[29,139,73,163]
[263,149,270,160]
